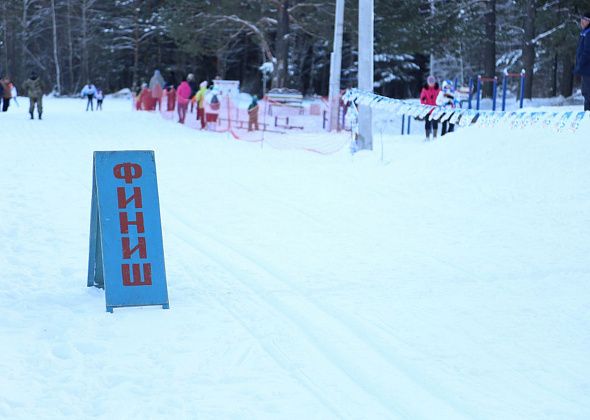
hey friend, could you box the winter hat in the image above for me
[187,73,195,81]
[583,11,590,21]
[442,80,452,90]
[200,81,207,88]
[426,75,436,85]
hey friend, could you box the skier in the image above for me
[149,69,165,110]
[436,80,457,136]
[195,81,208,129]
[166,85,176,111]
[10,84,19,107]
[248,95,259,131]
[96,89,104,110]
[187,73,198,112]
[574,11,590,111]
[22,71,44,120]
[1,76,13,112]
[420,75,440,141]
[81,82,98,111]
[176,76,192,124]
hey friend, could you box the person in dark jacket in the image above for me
[420,75,441,141]
[574,11,590,111]
[22,71,44,120]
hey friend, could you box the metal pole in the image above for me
[476,76,482,111]
[502,75,507,111]
[401,114,405,135]
[407,116,411,135]
[519,69,526,109]
[328,0,345,132]
[468,78,474,109]
[492,77,498,111]
[358,0,374,150]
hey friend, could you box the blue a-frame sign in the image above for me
[87,151,169,312]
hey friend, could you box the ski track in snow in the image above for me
[1,97,589,419]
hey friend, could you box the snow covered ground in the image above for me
[0,97,589,419]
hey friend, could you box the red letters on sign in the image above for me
[114,163,143,184]
[118,187,143,209]
[122,263,152,286]
[119,212,145,234]
[122,237,147,259]
[115,162,151,286]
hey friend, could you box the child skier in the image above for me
[419,75,440,141]
[96,89,104,110]
[436,80,457,136]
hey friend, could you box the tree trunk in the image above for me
[274,0,290,88]
[1,1,9,76]
[522,0,536,99]
[81,0,89,83]
[20,0,28,82]
[66,0,74,94]
[551,53,558,97]
[483,0,496,96]
[560,53,574,97]
[51,0,61,95]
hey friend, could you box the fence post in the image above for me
[519,69,526,109]
[476,75,482,111]
[468,78,474,110]
[492,77,498,111]
[502,75,508,112]
[401,114,405,135]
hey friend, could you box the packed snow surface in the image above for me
[0,97,589,419]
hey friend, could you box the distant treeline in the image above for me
[0,1,587,99]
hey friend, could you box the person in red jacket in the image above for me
[176,76,192,124]
[420,75,441,141]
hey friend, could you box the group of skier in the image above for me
[80,83,104,111]
[419,76,459,141]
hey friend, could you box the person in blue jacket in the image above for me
[574,11,590,111]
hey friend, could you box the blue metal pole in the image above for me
[454,77,458,91]
[401,114,405,135]
[468,78,474,110]
[519,70,526,109]
[407,116,411,135]
[476,76,482,111]
[492,77,498,111]
[502,75,508,112]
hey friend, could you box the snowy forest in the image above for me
[0,0,588,99]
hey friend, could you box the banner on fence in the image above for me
[343,88,588,133]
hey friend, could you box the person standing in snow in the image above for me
[149,69,165,111]
[22,71,44,120]
[0,76,12,112]
[436,80,457,136]
[187,73,198,113]
[166,85,176,111]
[248,95,259,131]
[10,84,19,107]
[420,75,440,141]
[1,76,13,112]
[81,82,98,111]
[575,11,590,111]
[195,81,208,129]
[176,76,192,124]
[96,89,104,110]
